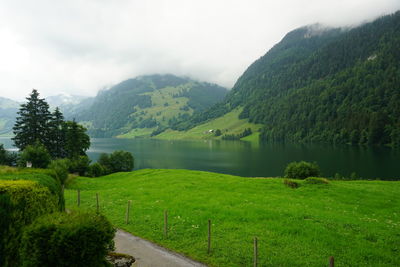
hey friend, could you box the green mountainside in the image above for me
[156,107,262,141]
[0,97,20,135]
[72,74,228,137]
[179,12,400,146]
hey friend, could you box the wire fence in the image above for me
[72,190,336,267]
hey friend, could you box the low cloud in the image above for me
[0,0,399,100]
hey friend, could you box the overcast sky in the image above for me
[0,0,399,101]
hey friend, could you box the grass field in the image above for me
[65,169,400,267]
[156,108,262,142]
[118,85,193,138]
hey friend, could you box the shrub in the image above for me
[20,211,115,267]
[48,159,70,185]
[0,170,63,210]
[0,180,58,266]
[334,173,343,180]
[69,155,90,176]
[0,144,18,166]
[0,144,6,164]
[283,178,300,188]
[19,142,51,168]
[87,162,106,177]
[304,177,330,184]
[98,151,134,174]
[109,151,134,172]
[284,161,321,179]
[0,193,12,266]
[350,172,359,180]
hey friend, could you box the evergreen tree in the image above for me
[65,120,90,159]
[12,89,52,150]
[48,107,67,158]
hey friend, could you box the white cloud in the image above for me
[0,0,399,100]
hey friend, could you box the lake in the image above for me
[1,137,399,179]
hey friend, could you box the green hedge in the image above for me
[0,193,12,266]
[20,211,115,267]
[0,167,64,211]
[0,180,58,266]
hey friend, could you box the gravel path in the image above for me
[114,229,208,267]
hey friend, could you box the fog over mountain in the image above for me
[0,0,399,101]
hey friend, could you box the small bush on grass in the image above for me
[20,211,115,267]
[98,151,134,174]
[283,178,300,188]
[87,162,106,177]
[304,177,330,184]
[284,161,321,179]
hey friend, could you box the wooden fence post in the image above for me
[164,210,168,238]
[126,200,131,224]
[329,256,334,267]
[77,189,80,207]
[207,219,211,254]
[253,237,258,267]
[61,185,65,211]
[96,193,99,213]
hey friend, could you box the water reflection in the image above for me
[1,137,398,179]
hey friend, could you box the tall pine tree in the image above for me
[12,89,52,150]
[48,107,67,158]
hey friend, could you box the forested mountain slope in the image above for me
[0,97,20,135]
[73,74,227,137]
[181,11,400,146]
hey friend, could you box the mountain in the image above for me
[73,74,228,137]
[0,97,20,135]
[182,11,400,146]
[46,94,94,120]
[46,93,88,107]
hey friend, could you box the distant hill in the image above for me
[46,93,88,107]
[0,97,20,135]
[181,11,400,146]
[72,74,228,137]
[46,94,94,120]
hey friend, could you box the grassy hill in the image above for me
[156,108,262,141]
[65,169,400,267]
[73,74,228,138]
[117,84,195,138]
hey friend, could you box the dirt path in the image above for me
[114,229,208,267]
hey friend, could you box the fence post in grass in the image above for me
[96,193,99,213]
[329,256,334,267]
[207,219,211,254]
[164,210,168,239]
[61,185,65,211]
[253,237,258,267]
[77,189,80,207]
[126,200,131,224]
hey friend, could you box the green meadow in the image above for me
[65,169,400,267]
[156,108,262,141]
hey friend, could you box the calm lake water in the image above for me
[1,137,399,179]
